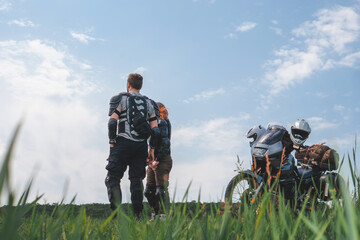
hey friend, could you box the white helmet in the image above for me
[290,119,311,146]
[247,125,266,147]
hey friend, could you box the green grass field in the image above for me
[0,124,359,240]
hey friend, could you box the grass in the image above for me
[0,124,359,239]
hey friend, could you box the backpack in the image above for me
[295,144,339,171]
[127,95,152,139]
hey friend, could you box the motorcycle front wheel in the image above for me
[224,172,258,205]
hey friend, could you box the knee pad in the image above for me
[145,185,158,207]
[144,185,156,198]
[156,186,166,200]
[108,187,122,210]
[105,173,120,189]
[105,174,111,187]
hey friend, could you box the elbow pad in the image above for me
[108,118,117,140]
[149,127,160,148]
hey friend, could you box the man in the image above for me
[105,73,159,218]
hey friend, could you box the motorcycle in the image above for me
[224,125,343,209]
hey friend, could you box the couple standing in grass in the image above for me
[105,73,172,219]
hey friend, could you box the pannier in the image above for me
[295,144,339,171]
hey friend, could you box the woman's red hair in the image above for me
[157,102,168,120]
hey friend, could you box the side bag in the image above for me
[295,144,339,171]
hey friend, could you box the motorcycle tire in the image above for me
[224,173,257,205]
[318,172,345,201]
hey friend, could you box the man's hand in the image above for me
[109,139,116,148]
[148,148,155,162]
[151,160,159,169]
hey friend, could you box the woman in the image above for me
[145,102,172,219]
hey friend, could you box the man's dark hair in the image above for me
[128,73,143,90]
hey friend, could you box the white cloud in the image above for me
[307,117,339,130]
[292,6,360,53]
[334,104,345,111]
[264,6,360,96]
[236,21,257,32]
[0,40,106,204]
[225,21,257,39]
[8,19,36,27]
[0,0,11,11]
[170,116,252,201]
[0,40,95,98]
[134,66,147,74]
[316,92,328,98]
[265,47,323,94]
[338,51,360,67]
[270,27,283,36]
[183,88,225,103]
[172,115,250,152]
[224,33,237,39]
[71,31,97,44]
[117,67,147,83]
[170,154,246,202]
[318,134,360,156]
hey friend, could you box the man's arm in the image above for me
[108,107,120,147]
[108,93,124,147]
[148,114,159,162]
[149,114,159,148]
[149,114,158,129]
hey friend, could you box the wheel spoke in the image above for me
[232,179,250,203]
[225,174,257,205]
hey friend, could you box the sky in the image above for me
[0,0,359,204]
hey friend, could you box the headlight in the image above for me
[253,148,267,157]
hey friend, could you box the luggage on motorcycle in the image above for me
[295,144,339,171]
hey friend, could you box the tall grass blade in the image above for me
[0,122,22,196]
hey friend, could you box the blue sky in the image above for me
[0,0,359,204]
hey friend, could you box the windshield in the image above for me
[257,129,286,145]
